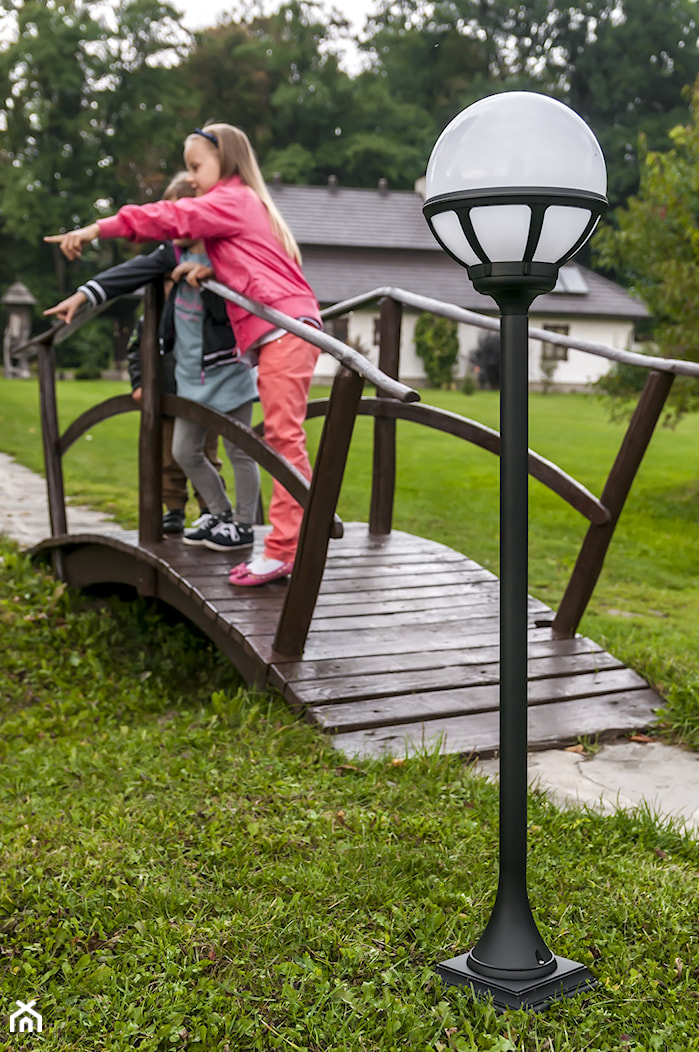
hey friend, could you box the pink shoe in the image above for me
[228,559,294,586]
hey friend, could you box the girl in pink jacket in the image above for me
[46,123,322,586]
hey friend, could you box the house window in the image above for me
[373,318,381,346]
[327,317,349,343]
[541,325,569,361]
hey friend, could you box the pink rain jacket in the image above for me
[98,175,321,354]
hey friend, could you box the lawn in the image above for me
[0,540,698,1051]
[1,376,698,747]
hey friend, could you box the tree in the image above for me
[0,0,192,313]
[562,0,699,209]
[359,0,699,208]
[182,2,360,184]
[414,311,459,388]
[593,77,699,422]
[0,1,105,302]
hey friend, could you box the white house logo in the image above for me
[9,1000,43,1034]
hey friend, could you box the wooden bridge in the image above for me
[24,279,694,758]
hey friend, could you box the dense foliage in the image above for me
[2,0,699,326]
[414,312,460,388]
[594,78,699,423]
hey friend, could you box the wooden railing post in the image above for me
[553,369,675,638]
[274,365,365,656]
[138,282,164,546]
[36,335,68,540]
[369,296,402,535]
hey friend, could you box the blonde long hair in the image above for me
[185,124,302,265]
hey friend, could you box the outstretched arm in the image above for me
[44,222,101,261]
[43,290,88,324]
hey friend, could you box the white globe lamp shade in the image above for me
[423,92,607,272]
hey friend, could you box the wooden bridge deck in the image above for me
[34,522,661,759]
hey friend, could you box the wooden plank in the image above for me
[307,667,649,733]
[285,650,624,707]
[300,598,548,634]
[318,561,487,580]
[210,582,501,615]
[256,625,556,665]
[331,689,661,759]
[313,580,499,606]
[269,635,605,686]
[229,594,548,633]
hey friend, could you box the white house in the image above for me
[269,178,649,389]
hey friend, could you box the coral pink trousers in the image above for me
[256,331,320,561]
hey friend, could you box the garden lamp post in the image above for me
[423,91,607,1011]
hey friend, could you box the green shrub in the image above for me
[414,312,459,388]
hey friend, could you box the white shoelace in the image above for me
[210,520,238,539]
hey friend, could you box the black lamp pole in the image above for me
[435,268,597,1010]
[422,89,608,1012]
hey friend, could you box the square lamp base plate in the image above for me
[436,953,596,1012]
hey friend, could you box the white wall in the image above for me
[313,308,633,388]
[527,317,633,388]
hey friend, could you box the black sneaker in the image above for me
[162,509,185,534]
[203,520,254,552]
[183,512,219,546]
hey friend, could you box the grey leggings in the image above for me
[171,401,261,524]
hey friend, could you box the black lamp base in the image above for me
[436,952,596,1012]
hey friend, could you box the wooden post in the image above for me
[273,366,365,656]
[138,282,164,546]
[369,296,402,535]
[553,369,675,638]
[36,336,68,539]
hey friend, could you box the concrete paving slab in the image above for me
[478,740,699,832]
[0,451,126,548]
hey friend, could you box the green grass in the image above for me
[0,541,698,1051]
[1,377,697,747]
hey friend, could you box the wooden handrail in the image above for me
[201,279,420,401]
[318,285,699,379]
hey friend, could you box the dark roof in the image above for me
[269,181,436,250]
[269,181,649,320]
[298,246,649,319]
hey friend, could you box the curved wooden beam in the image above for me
[305,397,610,526]
[59,395,138,455]
[57,392,342,538]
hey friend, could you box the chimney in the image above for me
[328,174,338,193]
[378,178,388,195]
